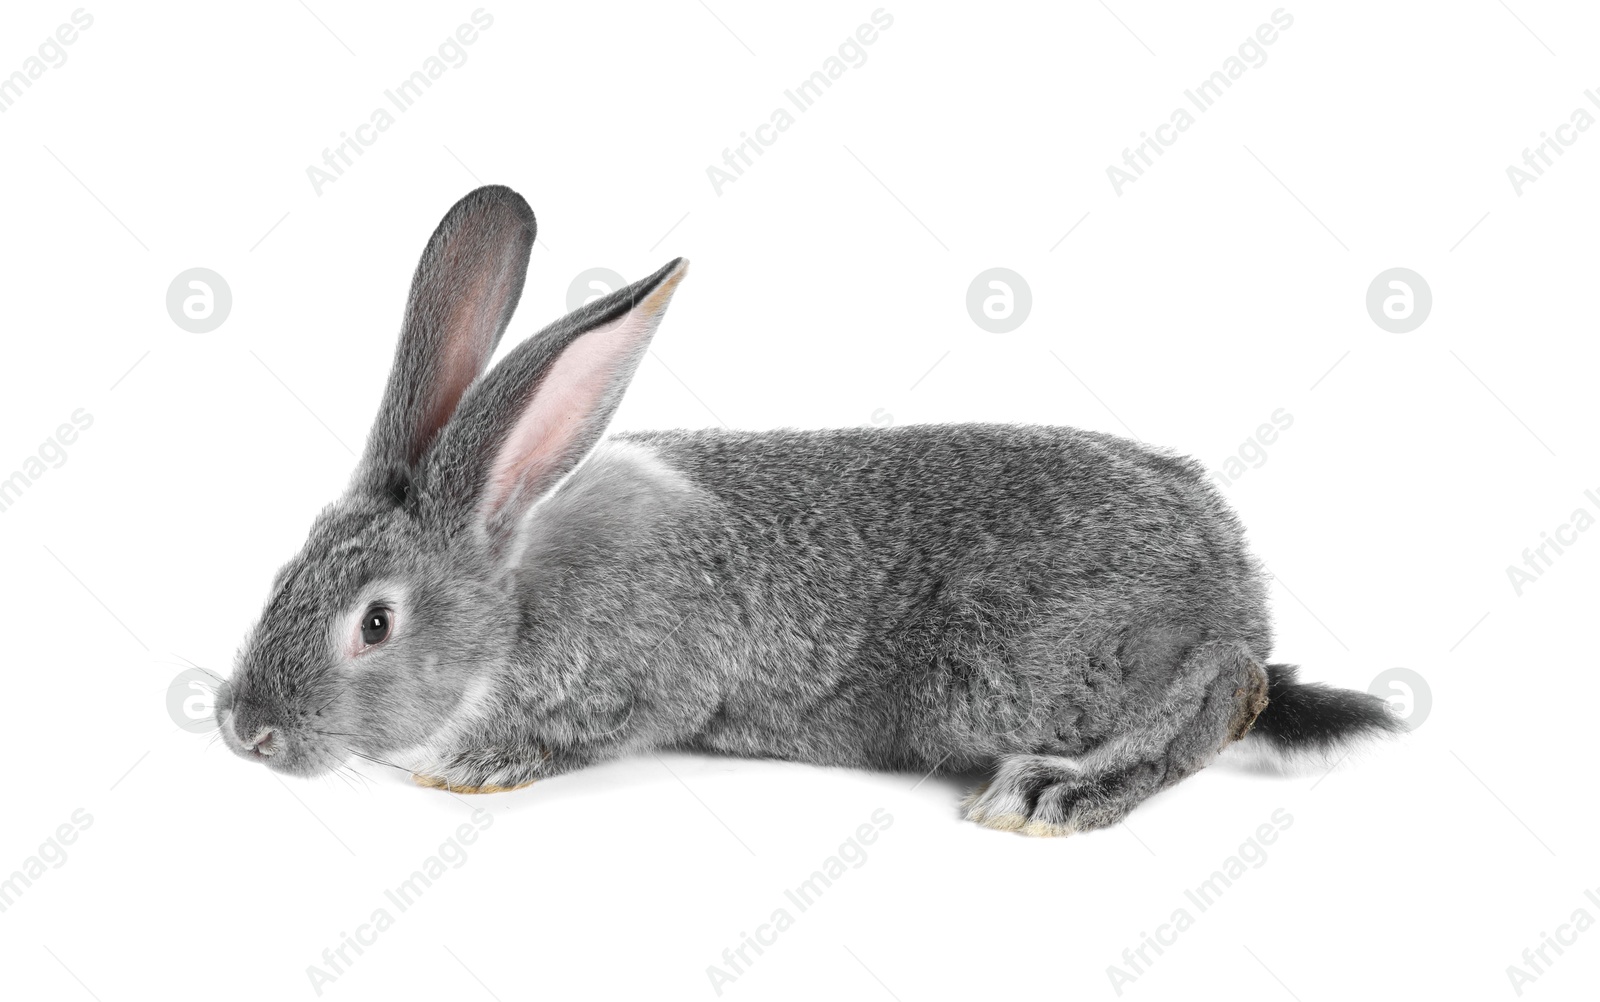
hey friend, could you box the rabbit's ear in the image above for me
[421,257,688,550]
[358,186,536,494]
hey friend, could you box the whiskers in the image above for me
[304,725,404,790]
[347,750,409,774]
[172,653,226,683]
[327,762,374,793]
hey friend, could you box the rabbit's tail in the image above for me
[1221,663,1406,773]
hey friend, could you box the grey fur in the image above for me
[215,185,1401,835]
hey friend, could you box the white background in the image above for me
[1,1,1596,999]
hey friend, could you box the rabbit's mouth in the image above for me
[212,682,350,777]
[220,720,346,777]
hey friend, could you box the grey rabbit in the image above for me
[214,185,1403,836]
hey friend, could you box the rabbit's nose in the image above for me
[246,727,279,757]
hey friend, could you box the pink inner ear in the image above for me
[482,310,650,518]
[422,272,500,445]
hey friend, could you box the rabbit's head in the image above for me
[214,186,687,776]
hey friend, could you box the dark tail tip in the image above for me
[1249,663,1406,752]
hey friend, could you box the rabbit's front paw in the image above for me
[411,773,536,795]
[412,746,548,794]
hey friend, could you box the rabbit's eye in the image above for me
[361,608,392,646]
